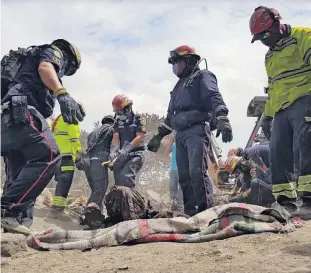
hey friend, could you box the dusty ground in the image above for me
[1,208,311,273]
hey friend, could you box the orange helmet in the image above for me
[249,6,282,43]
[112,94,133,113]
[224,156,243,174]
[168,45,201,64]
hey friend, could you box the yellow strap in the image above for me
[55,88,68,96]
[216,116,229,121]
[61,165,75,171]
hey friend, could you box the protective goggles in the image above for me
[64,45,81,76]
[168,51,181,64]
[251,31,271,43]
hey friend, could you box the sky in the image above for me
[1,0,311,155]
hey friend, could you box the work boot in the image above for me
[1,217,32,235]
[80,204,105,229]
[291,199,311,220]
[47,205,71,221]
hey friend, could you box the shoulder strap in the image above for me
[51,114,61,132]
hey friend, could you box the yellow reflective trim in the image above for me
[298,174,311,184]
[272,182,297,199]
[54,132,68,136]
[52,196,67,207]
[61,166,75,171]
[297,175,311,193]
[268,65,311,84]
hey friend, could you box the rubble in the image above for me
[1,233,28,257]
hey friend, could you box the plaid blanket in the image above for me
[27,203,298,251]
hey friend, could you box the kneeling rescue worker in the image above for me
[224,156,275,206]
[1,39,85,234]
[147,45,233,216]
[228,143,270,172]
[48,106,84,221]
[109,95,146,188]
[250,6,311,219]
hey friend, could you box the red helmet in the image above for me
[168,45,201,64]
[112,94,133,112]
[249,6,282,43]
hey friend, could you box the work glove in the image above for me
[216,117,233,143]
[109,144,119,161]
[56,88,85,125]
[147,133,163,152]
[261,116,273,140]
[228,192,248,203]
[116,141,133,163]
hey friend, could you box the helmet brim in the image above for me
[251,32,266,43]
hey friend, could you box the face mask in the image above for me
[119,115,127,121]
[172,63,179,76]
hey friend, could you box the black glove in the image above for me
[56,91,85,125]
[147,133,163,152]
[216,118,233,143]
[261,116,273,140]
[228,193,247,203]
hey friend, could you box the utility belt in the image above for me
[1,95,33,127]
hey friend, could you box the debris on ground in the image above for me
[1,233,28,257]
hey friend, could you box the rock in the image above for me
[1,233,28,257]
[1,257,10,266]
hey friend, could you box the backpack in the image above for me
[1,45,49,100]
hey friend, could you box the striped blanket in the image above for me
[27,203,298,251]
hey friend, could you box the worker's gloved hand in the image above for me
[109,144,119,161]
[216,117,233,143]
[147,133,163,152]
[229,192,247,203]
[261,116,273,140]
[117,141,133,163]
[56,89,85,125]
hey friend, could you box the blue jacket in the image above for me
[87,124,114,159]
[5,45,66,118]
[164,69,228,132]
[245,144,270,168]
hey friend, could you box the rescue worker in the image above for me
[250,6,311,218]
[79,115,114,229]
[228,144,270,172]
[225,156,275,206]
[1,39,84,234]
[109,95,146,188]
[48,107,84,220]
[147,45,233,216]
